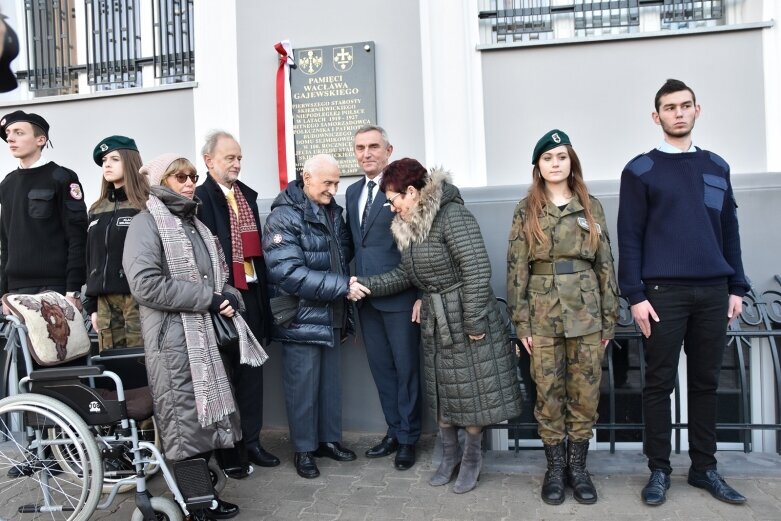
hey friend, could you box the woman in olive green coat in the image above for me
[358,158,521,495]
[507,129,618,506]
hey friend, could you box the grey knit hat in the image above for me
[139,153,187,186]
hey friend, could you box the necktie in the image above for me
[361,180,376,235]
[225,190,255,278]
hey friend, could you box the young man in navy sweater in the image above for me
[618,79,749,507]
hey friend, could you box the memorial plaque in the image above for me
[290,41,376,178]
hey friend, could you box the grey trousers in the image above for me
[282,329,342,452]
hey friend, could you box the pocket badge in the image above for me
[577,217,601,235]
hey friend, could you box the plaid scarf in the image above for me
[228,184,262,290]
[146,193,268,427]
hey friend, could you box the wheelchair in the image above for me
[0,310,226,520]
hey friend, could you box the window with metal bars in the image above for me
[85,0,142,90]
[24,0,78,95]
[479,0,728,45]
[19,0,194,95]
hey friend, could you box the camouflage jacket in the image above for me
[507,195,618,339]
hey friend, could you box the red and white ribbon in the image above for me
[274,40,295,190]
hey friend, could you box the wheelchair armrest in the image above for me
[29,365,104,381]
[90,347,145,361]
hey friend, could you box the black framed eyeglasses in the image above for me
[384,192,402,208]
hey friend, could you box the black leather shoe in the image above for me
[314,442,357,461]
[222,464,254,480]
[247,444,281,467]
[365,436,399,458]
[688,468,746,505]
[641,470,671,506]
[294,452,320,479]
[205,498,240,519]
[394,444,416,470]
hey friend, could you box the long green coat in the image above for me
[361,170,522,427]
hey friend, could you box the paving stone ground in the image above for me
[100,430,781,521]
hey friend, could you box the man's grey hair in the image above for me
[303,154,339,175]
[353,124,390,147]
[201,129,237,157]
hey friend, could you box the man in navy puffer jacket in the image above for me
[263,153,368,479]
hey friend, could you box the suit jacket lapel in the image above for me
[350,179,365,236]
[363,189,386,237]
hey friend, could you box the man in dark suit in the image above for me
[346,125,421,470]
[196,130,280,477]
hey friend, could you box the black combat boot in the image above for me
[542,442,566,505]
[567,439,597,504]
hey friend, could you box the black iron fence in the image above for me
[479,0,727,44]
[21,0,193,94]
[495,274,781,454]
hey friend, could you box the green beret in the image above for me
[93,135,138,165]
[531,129,571,164]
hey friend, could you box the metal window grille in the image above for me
[24,0,78,94]
[660,0,724,29]
[84,0,142,89]
[152,0,194,83]
[479,0,726,44]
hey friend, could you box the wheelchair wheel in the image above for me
[208,459,226,494]
[130,496,183,521]
[52,416,162,494]
[0,393,103,521]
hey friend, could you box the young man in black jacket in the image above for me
[0,110,87,311]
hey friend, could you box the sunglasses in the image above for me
[167,172,199,184]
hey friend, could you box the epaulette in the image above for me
[624,152,654,177]
[52,165,78,183]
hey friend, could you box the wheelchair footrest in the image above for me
[173,458,215,509]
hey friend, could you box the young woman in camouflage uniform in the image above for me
[84,136,149,350]
[507,129,618,505]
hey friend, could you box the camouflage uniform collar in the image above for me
[545,194,584,216]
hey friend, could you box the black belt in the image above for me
[530,259,592,275]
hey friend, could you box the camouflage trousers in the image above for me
[529,331,604,445]
[96,294,142,350]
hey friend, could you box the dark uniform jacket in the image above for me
[0,161,87,294]
[195,174,271,344]
[359,170,522,427]
[262,180,353,348]
[83,186,139,315]
[506,195,618,340]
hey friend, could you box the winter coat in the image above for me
[123,186,242,461]
[262,179,353,347]
[84,186,139,315]
[506,195,618,340]
[359,170,522,427]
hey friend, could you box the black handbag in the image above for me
[269,294,299,328]
[211,312,239,351]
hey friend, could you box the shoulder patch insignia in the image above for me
[273,233,283,244]
[577,217,601,235]
[69,183,83,200]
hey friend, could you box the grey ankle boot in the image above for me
[429,426,462,486]
[452,430,482,494]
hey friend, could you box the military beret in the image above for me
[93,135,139,165]
[0,110,49,142]
[531,129,571,164]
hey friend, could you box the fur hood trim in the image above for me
[390,168,452,250]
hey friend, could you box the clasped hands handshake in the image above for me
[347,276,371,302]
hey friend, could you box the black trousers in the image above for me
[215,282,267,469]
[642,283,729,474]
